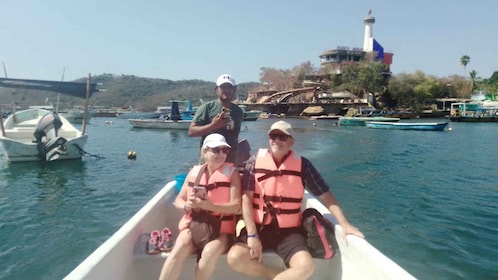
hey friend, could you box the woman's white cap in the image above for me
[202,133,231,148]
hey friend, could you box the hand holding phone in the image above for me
[193,186,207,200]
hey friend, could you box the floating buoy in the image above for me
[128,151,137,159]
[448,127,453,131]
[313,123,317,126]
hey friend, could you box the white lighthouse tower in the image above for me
[363,10,375,52]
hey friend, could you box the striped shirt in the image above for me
[242,152,329,197]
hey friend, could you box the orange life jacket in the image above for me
[253,149,304,229]
[178,163,236,234]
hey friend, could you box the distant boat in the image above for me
[259,112,279,119]
[239,105,261,121]
[116,111,162,119]
[116,106,162,119]
[338,116,400,126]
[129,100,194,129]
[365,121,449,131]
[60,108,96,124]
[309,114,340,120]
[449,102,498,122]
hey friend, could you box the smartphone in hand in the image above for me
[193,186,207,200]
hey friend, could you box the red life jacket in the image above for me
[179,163,236,234]
[253,149,304,229]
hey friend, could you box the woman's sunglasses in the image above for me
[269,134,289,141]
[209,147,231,154]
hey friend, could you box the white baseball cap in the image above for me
[216,74,236,87]
[202,133,231,148]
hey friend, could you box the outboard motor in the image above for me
[33,112,67,161]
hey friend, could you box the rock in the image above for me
[300,106,325,116]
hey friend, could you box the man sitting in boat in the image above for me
[159,133,241,280]
[227,121,364,279]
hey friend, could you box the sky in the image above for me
[1,0,497,84]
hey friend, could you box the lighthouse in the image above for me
[363,10,375,52]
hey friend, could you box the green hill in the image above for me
[0,74,259,111]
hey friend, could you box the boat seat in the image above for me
[4,130,36,141]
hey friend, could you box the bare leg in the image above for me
[158,230,196,280]
[195,234,229,280]
[273,251,315,280]
[227,243,281,279]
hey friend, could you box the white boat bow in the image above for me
[65,181,415,280]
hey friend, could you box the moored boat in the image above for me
[0,76,98,162]
[309,114,340,120]
[449,102,498,122]
[0,108,88,162]
[129,119,191,129]
[365,121,449,131]
[239,105,261,121]
[64,180,415,280]
[128,101,194,129]
[60,108,96,124]
[338,116,400,126]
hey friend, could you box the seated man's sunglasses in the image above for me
[269,134,290,141]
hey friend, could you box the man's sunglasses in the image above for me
[209,147,231,154]
[269,134,290,141]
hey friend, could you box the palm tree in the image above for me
[460,55,470,76]
[469,70,477,93]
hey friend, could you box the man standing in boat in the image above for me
[227,120,364,279]
[189,74,244,164]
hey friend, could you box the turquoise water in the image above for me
[0,118,497,279]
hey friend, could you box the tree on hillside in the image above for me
[340,62,387,104]
[259,62,316,91]
[259,67,294,91]
[460,55,470,76]
[469,70,478,93]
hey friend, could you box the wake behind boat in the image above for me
[65,180,415,280]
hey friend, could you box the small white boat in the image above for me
[0,109,87,162]
[64,180,415,280]
[128,101,194,129]
[310,115,340,120]
[116,111,162,119]
[129,119,191,129]
[366,121,449,131]
[60,108,96,124]
[239,105,261,121]
[0,76,98,162]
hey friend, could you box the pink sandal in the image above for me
[146,230,161,254]
[160,227,174,252]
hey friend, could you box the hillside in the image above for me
[0,74,259,111]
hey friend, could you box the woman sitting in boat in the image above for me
[159,133,242,280]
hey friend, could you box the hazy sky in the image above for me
[1,0,496,84]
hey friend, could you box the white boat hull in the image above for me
[65,181,415,280]
[129,119,191,129]
[0,109,87,162]
[116,112,162,119]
